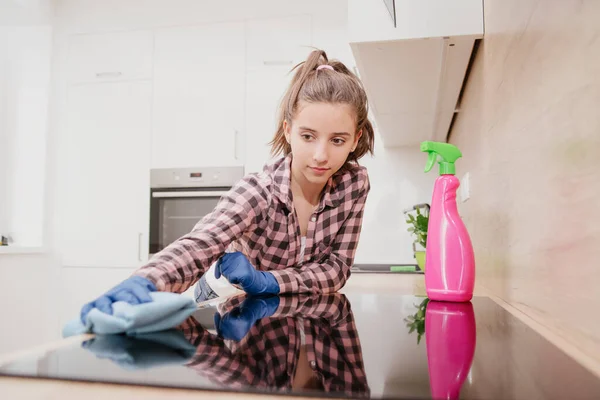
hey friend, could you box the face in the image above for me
[284,101,362,187]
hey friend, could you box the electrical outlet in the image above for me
[460,172,471,202]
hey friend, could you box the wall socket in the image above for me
[460,172,471,202]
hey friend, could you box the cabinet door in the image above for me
[67,30,153,84]
[61,81,151,268]
[152,22,245,169]
[244,15,312,173]
[245,15,312,71]
[244,67,293,174]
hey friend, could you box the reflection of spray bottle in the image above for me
[421,141,475,302]
[425,301,476,400]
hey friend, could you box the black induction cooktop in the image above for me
[1,293,599,399]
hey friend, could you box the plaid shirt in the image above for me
[177,293,369,396]
[135,154,370,294]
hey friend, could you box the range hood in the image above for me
[348,0,484,147]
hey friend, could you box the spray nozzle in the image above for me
[421,141,462,175]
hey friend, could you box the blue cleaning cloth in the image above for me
[63,292,197,337]
[81,329,198,370]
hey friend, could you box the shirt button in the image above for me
[311,216,316,222]
[309,360,316,369]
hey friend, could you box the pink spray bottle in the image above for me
[421,141,475,302]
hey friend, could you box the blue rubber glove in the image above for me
[214,295,280,341]
[215,252,280,295]
[80,276,157,324]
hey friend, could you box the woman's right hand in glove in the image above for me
[80,276,157,324]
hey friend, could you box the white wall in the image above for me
[0,25,52,246]
[0,1,58,354]
[0,35,8,236]
[357,143,436,264]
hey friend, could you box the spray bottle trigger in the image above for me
[425,152,437,173]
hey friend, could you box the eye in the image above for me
[332,138,346,146]
[301,133,314,141]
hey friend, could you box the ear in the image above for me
[352,129,363,152]
[283,120,291,144]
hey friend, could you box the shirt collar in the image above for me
[270,154,293,211]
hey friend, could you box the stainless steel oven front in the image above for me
[149,166,245,255]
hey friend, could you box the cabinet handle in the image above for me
[138,233,143,262]
[96,71,123,78]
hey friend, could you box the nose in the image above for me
[312,141,328,165]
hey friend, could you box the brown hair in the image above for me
[270,49,375,167]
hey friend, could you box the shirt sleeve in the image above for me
[270,174,370,294]
[133,175,268,293]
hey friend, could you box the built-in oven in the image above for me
[149,166,245,256]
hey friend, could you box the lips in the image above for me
[310,167,330,173]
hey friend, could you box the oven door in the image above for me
[149,188,229,255]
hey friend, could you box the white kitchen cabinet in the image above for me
[348,0,483,44]
[61,81,151,268]
[245,15,312,71]
[152,22,245,169]
[348,0,484,146]
[243,15,312,173]
[244,67,293,174]
[67,30,153,84]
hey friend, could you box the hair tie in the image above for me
[316,64,334,72]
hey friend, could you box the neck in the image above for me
[290,167,326,206]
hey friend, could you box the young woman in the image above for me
[80,49,375,322]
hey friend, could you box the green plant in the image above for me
[405,208,429,249]
[404,297,430,344]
